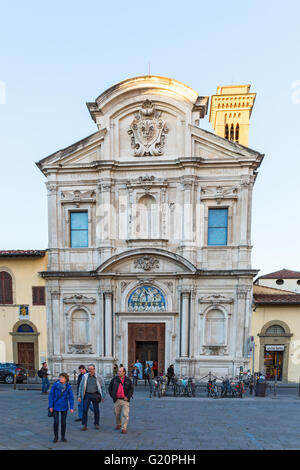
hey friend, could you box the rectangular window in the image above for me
[70,211,88,248]
[32,286,45,305]
[208,208,228,246]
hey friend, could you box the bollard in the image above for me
[25,369,29,391]
[13,373,17,390]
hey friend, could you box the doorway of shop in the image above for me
[264,350,283,380]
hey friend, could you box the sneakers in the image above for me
[81,425,87,431]
[115,425,121,430]
[94,424,100,430]
[53,437,58,443]
[61,437,67,442]
[121,428,127,434]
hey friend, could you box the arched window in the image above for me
[71,309,89,344]
[224,124,229,140]
[235,124,239,142]
[205,309,225,345]
[128,285,166,312]
[136,195,159,239]
[0,271,13,304]
[266,325,285,335]
[17,324,34,333]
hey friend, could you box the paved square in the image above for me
[0,385,300,450]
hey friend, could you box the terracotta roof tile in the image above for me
[0,250,46,258]
[254,293,300,305]
[258,269,300,279]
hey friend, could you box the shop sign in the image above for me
[265,345,284,351]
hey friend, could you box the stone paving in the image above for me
[0,385,300,450]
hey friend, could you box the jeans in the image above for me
[53,410,67,439]
[78,397,94,419]
[144,375,151,386]
[82,393,100,426]
[42,377,50,393]
[133,376,138,386]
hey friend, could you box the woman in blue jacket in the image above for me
[49,373,74,443]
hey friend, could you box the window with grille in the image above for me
[0,271,13,304]
[32,286,45,305]
[266,325,285,335]
[70,211,88,248]
[208,208,228,246]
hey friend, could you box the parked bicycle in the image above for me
[207,378,219,398]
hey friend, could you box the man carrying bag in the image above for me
[78,364,106,431]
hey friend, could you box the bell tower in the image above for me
[209,85,256,147]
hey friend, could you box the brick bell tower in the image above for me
[209,85,256,147]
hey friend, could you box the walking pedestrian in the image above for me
[39,362,50,394]
[78,364,106,431]
[108,366,134,434]
[144,363,151,386]
[132,366,138,386]
[75,365,94,422]
[166,364,175,386]
[48,373,74,443]
[134,359,143,380]
[153,360,158,377]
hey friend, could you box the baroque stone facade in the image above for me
[37,76,263,378]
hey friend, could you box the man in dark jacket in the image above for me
[166,364,175,386]
[108,367,134,434]
[75,365,86,422]
[39,362,50,394]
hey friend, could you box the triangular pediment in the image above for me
[36,129,107,173]
[191,125,263,163]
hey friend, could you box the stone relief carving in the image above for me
[128,100,168,157]
[201,186,238,204]
[199,294,233,304]
[68,344,93,355]
[61,190,95,207]
[134,256,159,271]
[120,281,130,293]
[63,294,96,304]
[201,345,228,356]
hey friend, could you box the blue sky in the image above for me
[0,0,299,275]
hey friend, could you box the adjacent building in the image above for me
[0,250,48,371]
[251,269,300,382]
[36,75,263,379]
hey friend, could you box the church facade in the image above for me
[37,76,263,379]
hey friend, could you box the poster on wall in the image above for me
[19,305,29,319]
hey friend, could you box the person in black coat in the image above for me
[75,365,86,422]
[108,367,134,433]
[166,364,175,386]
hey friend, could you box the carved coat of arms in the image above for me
[134,256,159,271]
[128,100,168,157]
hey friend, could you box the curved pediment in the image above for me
[96,248,197,274]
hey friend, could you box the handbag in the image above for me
[48,387,67,417]
[95,392,102,403]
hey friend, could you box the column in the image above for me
[180,291,190,357]
[50,288,61,356]
[103,291,113,358]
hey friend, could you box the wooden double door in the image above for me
[17,343,35,371]
[128,323,165,373]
